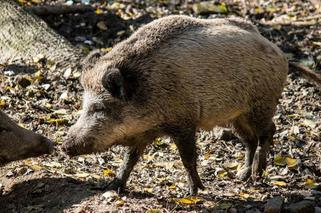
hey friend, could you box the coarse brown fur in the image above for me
[64,15,289,194]
[0,110,53,165]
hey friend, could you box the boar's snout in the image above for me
[0,134,53,166]
[0,110,54,165]
[39,135,54,154]
[62,135,95,157]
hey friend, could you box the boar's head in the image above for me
[0,111,53,165]
[63,55,156,156]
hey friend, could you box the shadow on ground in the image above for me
[0,177,97,213]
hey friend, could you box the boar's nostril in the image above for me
[62,139,76,156]
[62,136,96,157]
[40,136,54,153]
[62,144,77,157]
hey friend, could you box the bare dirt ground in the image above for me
[0,0,321,212]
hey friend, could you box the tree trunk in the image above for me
[0,0,82,69]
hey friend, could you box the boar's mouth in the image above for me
[0,156,10,166]
[62,137,97,157]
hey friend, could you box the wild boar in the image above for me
[0,110,53,165]
[63,15,288,194]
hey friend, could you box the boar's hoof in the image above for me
[188,182,205,195]
[236,166,251,181]
[106,178,126,193]
[251,147,267,181]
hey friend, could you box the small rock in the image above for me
[97,21,108,31]
[6,170,15,178]
[65,0,73,6]
[42,84,51,90]
[286,200,315,213]
[4,70,15,76]
[102,191,118,202]
[73,71,81,78]
[84,40,93,45]
[59,91,69,100]
[0,183,3,195]
[264,196,284,213]
[63,68,72,79]
[81,0,90,4]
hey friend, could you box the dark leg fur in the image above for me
[251,122,275,180]
[233,116,258,180]
[233,111,276,181]
[107,138,150,192]
[163,124,204,195]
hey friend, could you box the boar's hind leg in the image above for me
[251,120,275,180]
[107,143,148,192]
[165,125,204,195]
[233,115,258,181]
[246,102,277,180]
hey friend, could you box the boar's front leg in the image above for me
[107,143,147,192]
[164,124,205,195]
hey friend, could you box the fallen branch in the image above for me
[26,4,94,16]
[289,62,321,85]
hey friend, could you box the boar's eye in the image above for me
[88,103,105,114]
[0,126,8,133]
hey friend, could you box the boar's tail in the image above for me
[289,62,321,85]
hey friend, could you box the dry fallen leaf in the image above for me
[144,188,153,193]
[103,169,115,177]
[305,178,317,188]
[0,99,6,108]
[47,118,67,126]
[75,172,90,178]
[271,181,287,187]
[223,162,239,170]
[95,8,103,14]
[24,160,42,171]
[239,191,250,199]
[168,183,176,190]
[216,169,228,178]
[274,154,298,168]
[116,199,125,207]
[274,154,287,166]
[285,157,298,168]
[175,197,203,205]
[97,21,108,31]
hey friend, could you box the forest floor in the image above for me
[0,0,321,212]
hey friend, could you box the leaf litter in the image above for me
[0,0,321,212]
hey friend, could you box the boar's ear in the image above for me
[81,49,102,70]
[102,68,137,101]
